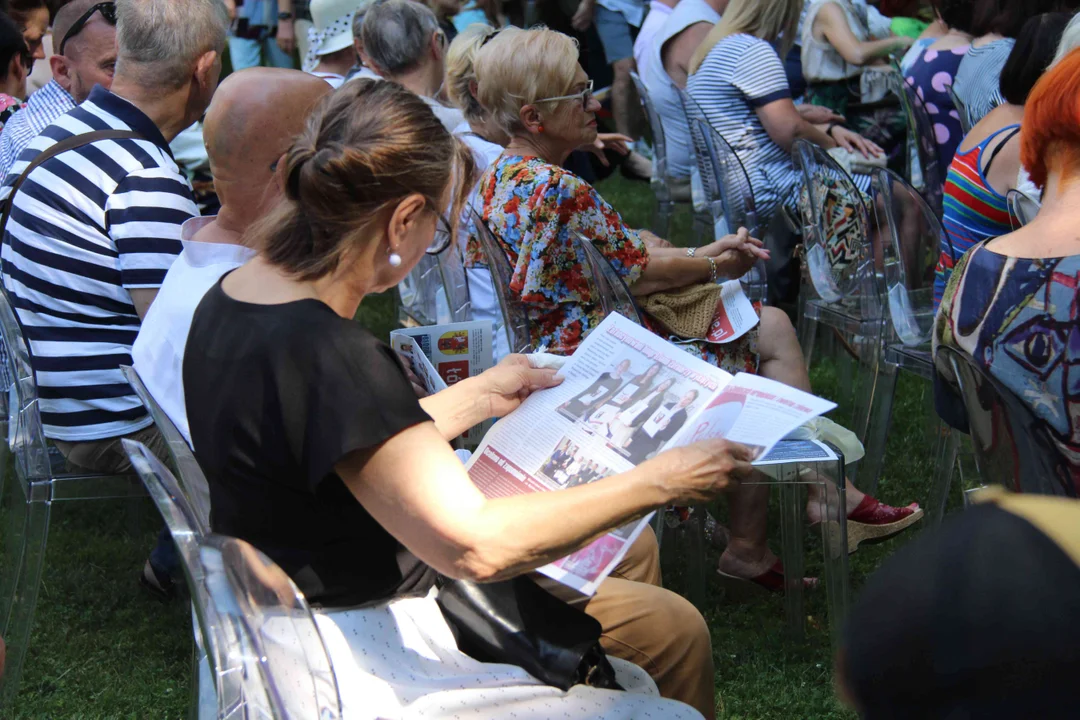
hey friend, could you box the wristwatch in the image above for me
[277,11,294,20]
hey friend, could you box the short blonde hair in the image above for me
[445,23,498,124]
[474,27,580,135]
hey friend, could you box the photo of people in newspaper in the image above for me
[553,348,707,462]
[556,359,632,421]
[536,437,613,487]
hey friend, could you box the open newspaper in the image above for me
[464,313,836,595]
[391,321,494,448]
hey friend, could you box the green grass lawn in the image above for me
[2,176,955,718]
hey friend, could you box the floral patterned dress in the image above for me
[465,154,759,374]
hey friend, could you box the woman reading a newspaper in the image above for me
[468,27,922,594]
[182,79,753,719]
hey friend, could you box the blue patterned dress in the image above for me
[934,243,1080,489]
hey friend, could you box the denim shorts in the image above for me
[594,5,635,63]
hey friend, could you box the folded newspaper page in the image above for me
[391,321,494,448]
[464,313,836,595]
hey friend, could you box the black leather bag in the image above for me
[435,575,623,692]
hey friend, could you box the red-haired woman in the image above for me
[934,45,1080,483]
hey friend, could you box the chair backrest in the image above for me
[436,239,473,323]
[792,139,879,316]
[1006,189,1041,229]
[689,117,769,304]
[946,84,972,135]
[123,439,343,720]
[676,87,723,217]
[691,117,759,237]
[397,254,444,327]
[208,535,342,720]
[0,288,51,482]
[575,233,646,326]
[938,347,1079,498]
[893,75,944,216]
[629,71,670,195]
[870,168,946,346]
[470,208,533,353]
[120,365,212,534]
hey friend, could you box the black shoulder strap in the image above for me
[982,126,1022,176]
[0,129,144,238]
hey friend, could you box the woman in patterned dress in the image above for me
[470,26,921,592]
[934,48,1080,493]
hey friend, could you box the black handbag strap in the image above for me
[0,129,144,238]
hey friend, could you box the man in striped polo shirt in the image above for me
[0,0,228,472]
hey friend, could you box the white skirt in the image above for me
[314,589,705,719]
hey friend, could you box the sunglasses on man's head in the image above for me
[58,2,117,56]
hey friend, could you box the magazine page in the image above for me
[668,372,837,461]
[756,438,838,466]
[389,334,447,394]
[464,314,733,595]
[390,321,494,447]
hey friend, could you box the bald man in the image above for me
[133,68,331,448]
[0,0,118,177]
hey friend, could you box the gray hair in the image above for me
[1052,13,1080,67]
[116,0,229,90]
[361,0,439,76]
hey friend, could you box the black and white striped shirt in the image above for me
[0,86,193,441]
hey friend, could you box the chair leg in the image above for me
[0,486,50,711]
[815,455,850,651]
[927,424,960,527]
[797,299,818,370]
[777,474,805,639]
[853,360,898,496]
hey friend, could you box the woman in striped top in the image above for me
[686,0,883,222]
[934,13,1068,307]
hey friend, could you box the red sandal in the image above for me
[716,560,819,598]
[845,495,923,553]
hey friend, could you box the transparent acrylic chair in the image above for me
[893,75,944,217]
[688,116,769,306]
[1006,189,1041,229]
[630,71,702,237]
[124,440,344,720]
[0,290,144,711]
[121,365,211,530]
[745,442,851,645]
[436,239,473,323]
[937,347,1079,499]
[793,140,887,483]
[471,208,533,354]
[946,84,972,135]
[397,253,448,327]
[858,168,960,510]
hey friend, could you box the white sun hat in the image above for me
[304,0,374,72]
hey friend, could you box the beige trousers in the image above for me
[536,527,716,719]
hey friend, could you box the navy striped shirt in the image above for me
[687,34,799,218]
[0,86,194,441]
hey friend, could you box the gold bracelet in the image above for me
[706,256,718,283]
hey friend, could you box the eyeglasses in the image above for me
[535,79,595,110]
[58,2,117,56]
[425,206,456,255]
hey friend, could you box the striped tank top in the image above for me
[935,123,1019,307]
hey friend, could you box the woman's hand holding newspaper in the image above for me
[643,439,756,504]
[476,355,563,418]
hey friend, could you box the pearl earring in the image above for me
[388,253,402,267]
